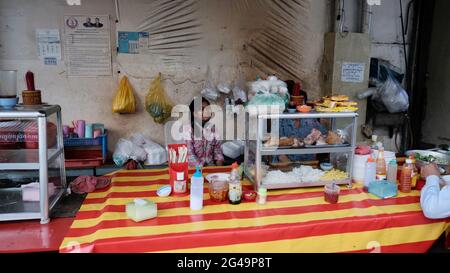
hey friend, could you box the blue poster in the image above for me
[118,31,149,54]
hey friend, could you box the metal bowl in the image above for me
[406,150,449,174]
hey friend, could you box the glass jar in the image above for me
[208,180,229,202]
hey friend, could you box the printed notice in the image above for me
[64,15,112,76]
[118,32,149,54]
[36,29,61,60]
[341,63,365,83]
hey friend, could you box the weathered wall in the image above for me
[422,0,450,145]
[0,0,412,152]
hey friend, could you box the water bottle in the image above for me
[387,159,398,183]
[364,157,376,191]
[190,167,204,211]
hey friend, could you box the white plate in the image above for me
[205,173,230,183]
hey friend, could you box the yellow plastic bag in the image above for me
[145,73,173,124]
[112,76,136,114]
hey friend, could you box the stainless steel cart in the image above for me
[244,111,358,190]
[0,105,67,224]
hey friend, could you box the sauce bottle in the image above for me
[409,155,419,189]
[399,159,413,193]
[228,162,242,205]
[376,147,387,181]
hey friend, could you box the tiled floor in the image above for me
[0,218,74,253]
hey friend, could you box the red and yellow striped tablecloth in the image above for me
[59,167,450,253]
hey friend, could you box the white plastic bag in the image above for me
[201,65,220,101]
[221,140,245,159]
[113,138,147,167]
[130,133,168,165]
[232,71,248,103]
[217,65,232,94]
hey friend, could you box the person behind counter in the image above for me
[420,163,450,220]
[184,97,224,168]
[276,118,327,163]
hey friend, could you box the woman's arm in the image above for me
[212,138,225,166]
[420,176,450,219]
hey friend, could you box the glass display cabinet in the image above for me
[0,105,67,224]
[244,111,358,191]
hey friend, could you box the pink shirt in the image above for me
[182,124,224,167]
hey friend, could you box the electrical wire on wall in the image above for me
[114,0,120,23]
[399,0,417,150]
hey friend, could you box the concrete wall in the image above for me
[0,0,412,152]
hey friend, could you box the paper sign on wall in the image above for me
[341,63,365,83]
[64,15,112,77]
[118,32,149,54]
[36,29,61,62]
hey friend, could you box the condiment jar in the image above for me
[257,188,268,205]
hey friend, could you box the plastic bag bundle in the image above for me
[113,138,147,167]
[145,73,173,124]
[112,76,136,114]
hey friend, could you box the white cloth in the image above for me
[420,175,450,219]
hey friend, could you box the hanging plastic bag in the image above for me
[217,65,232,94]
[372,65,409,113]
[201,65,220,101]
[145,73,173,124]
[232,68,248,103]
[112,76,136,114]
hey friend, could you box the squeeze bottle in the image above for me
[190,167,204,211]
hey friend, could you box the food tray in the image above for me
[305,143,350,148]
[262,178,351,190]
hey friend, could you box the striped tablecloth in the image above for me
[60,167,450,253]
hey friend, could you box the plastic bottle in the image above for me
[387,159,398,183]
[409,155,419,189]
[376,146,387,181]
[257,188,267,205]
[190,167,204,211]
[364,157,376,191]
[228,162,242,205]
[400,159,413,193]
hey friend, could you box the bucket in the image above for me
[353,154,371,184]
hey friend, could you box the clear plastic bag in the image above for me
[372,67,409,113]
[112,76,136,114]
[201,66,220,101]
[145,73,174,124]
[113,138,147,167]
[232,69,248,103]
[217,65,232,94]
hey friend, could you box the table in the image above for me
[59,167,450,253]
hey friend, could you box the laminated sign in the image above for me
[341,63,365,83]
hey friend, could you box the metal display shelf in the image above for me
[244,111,358,190]
[0,105,67,224]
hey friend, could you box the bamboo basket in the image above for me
[22,90,42,105]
